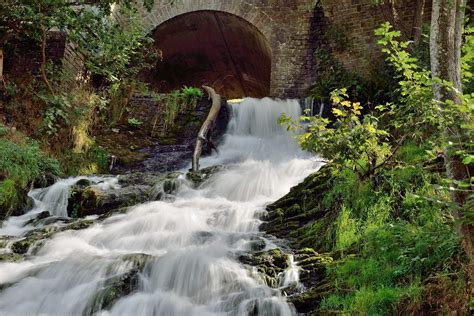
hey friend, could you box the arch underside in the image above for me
[141,10,272,98]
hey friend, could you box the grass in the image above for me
[306,143,468,314]
[0,124,61,217]
[161,86,203,133]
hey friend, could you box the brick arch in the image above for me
[140,1,276,44]
[133,0,319,98]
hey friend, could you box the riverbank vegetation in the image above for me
[279,17,473,314]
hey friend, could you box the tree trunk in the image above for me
[412,0,426,47]
[40,24,54,95]
[430,0,473,270]
[0,48,4,89]
[192,86,221,172]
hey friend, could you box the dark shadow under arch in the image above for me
[141,10,272,98]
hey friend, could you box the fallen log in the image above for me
[192,85,222,172]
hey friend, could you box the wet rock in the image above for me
[294,248,333,288]
[239,248,290,288]
[11,226,60,254]
[0,236,14,249]
[186,165,224,187]
[75,178,92,187]
[24,211,51,227]
[68,172,181,218]
[258,165,339,314]
[192,231,214,243]
[32,172,58,189]
[99,96,229,173]
[36,216,71,226]
[117,172,177,187]
[0,252,23,262]
[261,165,338,252]
[288,281,334,314]
[248,237,266,252]
[86,253,152,312]
[68,186,147,217]
[64,219,96,230]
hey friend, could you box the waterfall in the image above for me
[0,176,118,237]
[0,97,322,315]
[279,255,300,288]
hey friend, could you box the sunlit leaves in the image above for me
[280,88,390,178]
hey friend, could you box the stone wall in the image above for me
[3,32,85,85]
[3,32,67,80]
[141,0,444,98]
[320,0,434,74]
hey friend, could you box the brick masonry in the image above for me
[3,32,85,85]
[6,0,474,97]
[140,0,458,98]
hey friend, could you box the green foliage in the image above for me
[57,145,110,176]
[0,1,155,45]
[162,86,204,132]
[317,162,464,313]
[322,220,463,314]
[0,138,60,188]
[280,88,390,178]
[127,117,143,128]
[462,24,474,93]
[4,82,18,97]
[181,86,204,106]
[38,93,71,136]
[374,22,441,141]
[73,5,158,85]
[0,179,18,214]
[285,21,472,314]
[334,205,359,250]
[0,127,61,216]
[412,23,431,69]
[310,49,360,101]
[1,1,158,127]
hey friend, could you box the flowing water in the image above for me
[0,177,119,237]
[0,97,322,315]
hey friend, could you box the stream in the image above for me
[0,97,322,315]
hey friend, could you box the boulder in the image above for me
[186,165,224,187]
[68,172,182,218]
[239,248,290,288]
[85,253,151,313]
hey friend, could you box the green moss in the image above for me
[86,254,151,312]
[395,141,430,164]
[0,252,23,262]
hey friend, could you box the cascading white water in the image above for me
[0,177,119,237]
[279,255,300,288]
[0,97,322,315]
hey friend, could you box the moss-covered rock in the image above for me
[68,172,181,218]
[0,252,23,262]
[258,166,340,314]
[186,165,224,187]
[85,253,151,313]
[262,165,339,252]
[239,248,290,288]
[10,226,60,254]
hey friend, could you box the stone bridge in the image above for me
[131,0,435,99]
